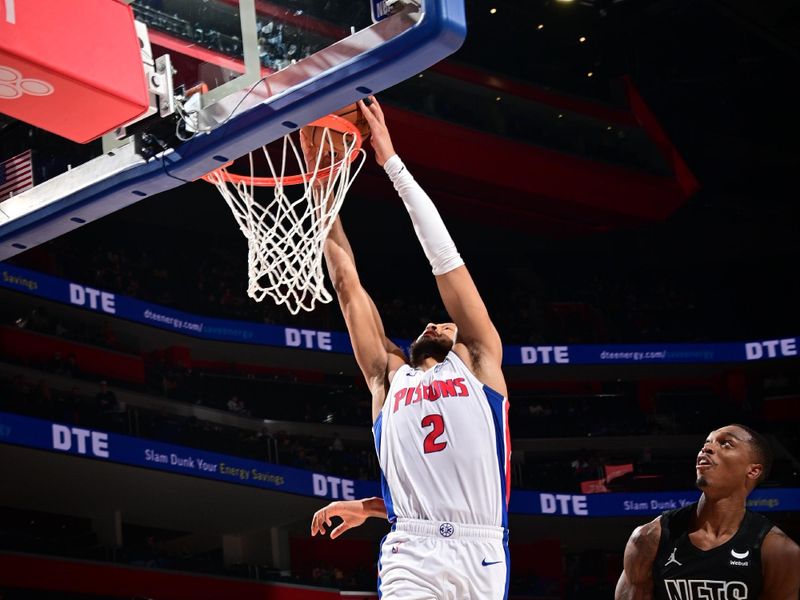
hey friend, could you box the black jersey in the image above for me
[653,502,773,600]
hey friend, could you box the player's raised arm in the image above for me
[358,98,504,393]
[300,129,405,417]
[615,519,660,600]
[323,217,405,413]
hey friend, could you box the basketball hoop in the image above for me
[202,114,366,314]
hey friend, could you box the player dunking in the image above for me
[308,98,511,599]
[615,424,800,599]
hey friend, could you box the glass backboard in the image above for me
[0,0,466,259]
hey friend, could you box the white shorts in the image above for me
[378,518,509,600]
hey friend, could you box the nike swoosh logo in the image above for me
[481,559,503,566]
[731,549,750,559]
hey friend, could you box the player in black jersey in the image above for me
[615,424,800,600]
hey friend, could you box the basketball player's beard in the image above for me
[696,475,708,488]
[409,336,452,367]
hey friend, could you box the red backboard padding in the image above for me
[0,0,148,143]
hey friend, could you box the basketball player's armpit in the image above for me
[435,266,503,368]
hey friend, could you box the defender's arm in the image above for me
[311,497,387,539]
[615,518,661,600]
[761,527,800,600]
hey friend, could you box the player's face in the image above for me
[409,322,457,367]
[696,426,760,491]
[416,322,457,346]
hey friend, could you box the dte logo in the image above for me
[52,424,109,458]
[745,338,797,361]
[69,283,116,314]
[285,328,332,350]
[540,493,589,516]
[520,346,570,364]
[312,474,355,499]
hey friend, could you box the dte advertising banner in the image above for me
[2,411,798,517]
[2,264,798,365]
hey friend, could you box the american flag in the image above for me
[0,150,34,200]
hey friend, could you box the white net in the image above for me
[205,127,366,314]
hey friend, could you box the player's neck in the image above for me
[415,357,441,372]
[694,493,747,537]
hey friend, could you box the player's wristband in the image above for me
[383,155,464,276]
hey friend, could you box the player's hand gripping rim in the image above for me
[357,96,396,168]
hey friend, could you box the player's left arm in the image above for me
[434,267,504,392]
[761,526,800,600]
[359,97,505,394]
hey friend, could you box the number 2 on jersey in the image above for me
[421,414,447,453]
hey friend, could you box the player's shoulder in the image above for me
[762,525,800,564]
[629,516,663,550]
[623,516,662,578]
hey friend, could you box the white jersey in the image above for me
[373,351,511,528]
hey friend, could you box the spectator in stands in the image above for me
[95,380,117,413]
[58,385,82,424]
[49,351,66,375]
[100,320,119,349]
[226,395,247,415]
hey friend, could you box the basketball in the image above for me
[301,103,371,165]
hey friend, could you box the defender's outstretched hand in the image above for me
[358,97,396,167]
[311,500,369,539]
[311,498,387,539]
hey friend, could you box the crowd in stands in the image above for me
[3,315,799,493]
[0,506,374,593]
[0,370,377,482]
[2,309,799,598]
[3,504,621,598]
[9,216,800,345]
[131,0,647,173]
[132,0,364,73]
[2,501,618,598]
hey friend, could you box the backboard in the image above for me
[0,0,466,260]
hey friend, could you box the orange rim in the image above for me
[201,114,364,187]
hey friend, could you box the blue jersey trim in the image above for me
[373,412,396,523]
[483,384,509,530]
[377,531,387,598]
